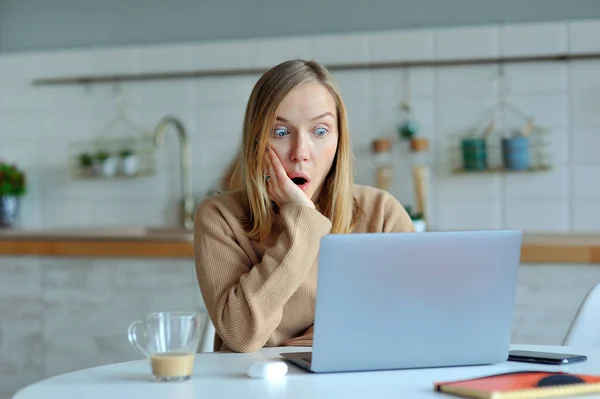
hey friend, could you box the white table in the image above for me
[13,344,600,399]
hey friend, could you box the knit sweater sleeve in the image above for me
[193,200,332,353]
[381,191,416,233]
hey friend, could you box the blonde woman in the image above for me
[194,59,415,353]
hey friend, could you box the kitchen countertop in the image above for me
[0,226,194,258]
[0,227,599,263]
[519,232,600,264]
[0,226,193,241]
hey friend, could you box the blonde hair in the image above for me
[235,59,356,242]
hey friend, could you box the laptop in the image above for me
[280,230,522,373]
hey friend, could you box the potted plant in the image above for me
[93,150,117,177]
[78,152,94,176]
[0,161,26,228]
[404,205,426,232]
[119,148,138,176]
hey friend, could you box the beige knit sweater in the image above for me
[193,184,415,353]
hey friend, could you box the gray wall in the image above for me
[1,0,599,52]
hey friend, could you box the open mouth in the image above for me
[288,173,311,190]
[291,177,308,186]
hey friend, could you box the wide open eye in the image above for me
[314,128,328,137]
[274,128,289,137]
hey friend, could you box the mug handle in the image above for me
[128,320,149,358]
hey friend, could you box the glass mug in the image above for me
[128,312,202,381]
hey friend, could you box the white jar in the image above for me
[413,218,426,232]
[120,155,138,176]
[94,156,117,177]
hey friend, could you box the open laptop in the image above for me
[280,230,522,373]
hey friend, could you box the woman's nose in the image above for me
[290,135,309,163]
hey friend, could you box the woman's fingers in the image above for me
[266,148,281,199]
[265,158,274,194]
[268,148,288,182]
[266,148,277,184]
[266,148,277,179]
[265,147,315,209]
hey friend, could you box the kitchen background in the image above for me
[1,20,600,231]
[1,0,600,398]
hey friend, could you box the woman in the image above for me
[194,59,415,353]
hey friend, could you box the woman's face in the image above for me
[269,82,339,201]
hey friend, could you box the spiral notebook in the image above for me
[434,371,600,398]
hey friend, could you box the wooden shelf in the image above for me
[453,165,552,174]
[30,52,600,86]
[0,239,193,258]
[71,170,155,181]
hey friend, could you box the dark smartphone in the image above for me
[508,350,587,365]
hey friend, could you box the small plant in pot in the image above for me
[93,150,117,177]
[403,205,426,232]
[0,161,26,228]
[78,152,94,176]
[119,148,138,176]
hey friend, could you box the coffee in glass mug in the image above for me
[128,312,202,381]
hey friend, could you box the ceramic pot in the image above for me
[413,218,426,232]
[120,155,139,176]
[94,157,118,177]
[502,136,530,171]
[461,138,487,171]
[0,195,19,228]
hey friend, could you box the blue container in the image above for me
[502,136,531,171]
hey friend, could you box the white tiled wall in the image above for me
[0,19,599,232]
[0,256,205,399]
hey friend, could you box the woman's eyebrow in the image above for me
[275,112,335,124]
[311,112,335,121]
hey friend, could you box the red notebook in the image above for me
[434,371,600,398]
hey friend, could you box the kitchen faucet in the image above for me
[152,116,195,231]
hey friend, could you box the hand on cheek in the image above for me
[265,148,315,209]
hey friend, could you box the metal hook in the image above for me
[110,81,127,114]
[401,67,412,112]
[498,61,511,105]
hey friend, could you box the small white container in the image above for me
[413,219,426,232]
[94,156,117,177]
[120,155,138,176]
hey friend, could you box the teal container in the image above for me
[461,138,487,171]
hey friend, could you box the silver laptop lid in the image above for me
[311,230,522,373]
